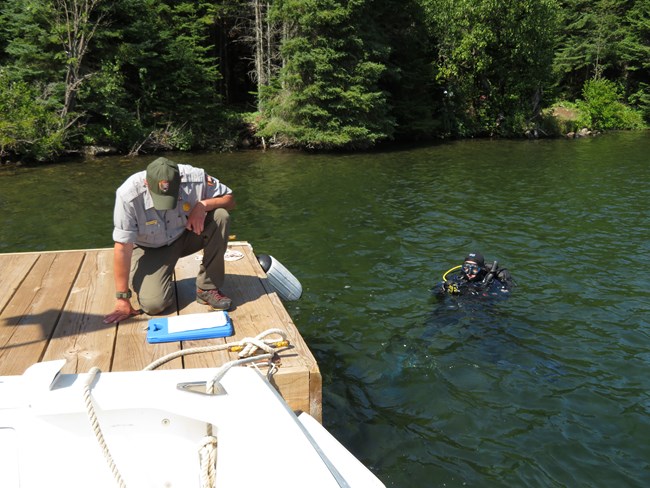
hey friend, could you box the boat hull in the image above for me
[0,361,383,488]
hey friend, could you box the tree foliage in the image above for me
[577,78,644,130]
[0,69,65,161]
[424,0,560,136]
[554,0,650,115]
[0,0,648,162]
[78,0,227,151]
[257,0,393,149]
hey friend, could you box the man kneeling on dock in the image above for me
[103,157,236,324]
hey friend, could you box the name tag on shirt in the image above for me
[146,219,158,225]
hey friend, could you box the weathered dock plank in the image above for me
[0,243,322,420]
[0,253,39,312]
[112,313,183,371]
[42,249,115,372]
[0,251,85,375]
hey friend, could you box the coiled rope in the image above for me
[198,435,218,488]
[142,328,289,371]
[82,328,291,488]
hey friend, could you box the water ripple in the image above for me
[3,132,650,487]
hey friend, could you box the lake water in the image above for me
[1,131,649,487]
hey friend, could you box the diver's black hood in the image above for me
[464,252,485,267]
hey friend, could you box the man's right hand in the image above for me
[103,299,141,324]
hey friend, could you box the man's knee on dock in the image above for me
[138,289,174,315]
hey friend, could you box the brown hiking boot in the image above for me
[196,288,232,311]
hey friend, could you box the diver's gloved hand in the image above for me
[444,281,460,294]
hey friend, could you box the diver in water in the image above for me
[436,252,514,297]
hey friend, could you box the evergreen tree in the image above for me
[618,0,650,120]
[2,0,648,161]
[1,0,62,83]
[370,0,441,139]
[0,0,230,155]
[258,0,393,149]
[554,0,649,122]
[554,0,624,100]
[0,0,77,160]
[79,0,225,151]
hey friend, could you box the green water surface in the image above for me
[1,131,649,487]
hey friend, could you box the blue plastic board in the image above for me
[147,311,234,343]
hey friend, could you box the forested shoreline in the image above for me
[1,0,648,163]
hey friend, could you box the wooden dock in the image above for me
[0,242,322,421]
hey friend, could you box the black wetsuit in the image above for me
[436,263,514,298]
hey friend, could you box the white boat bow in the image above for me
[0,360,384,488]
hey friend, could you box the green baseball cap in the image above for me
[146,157,180,210]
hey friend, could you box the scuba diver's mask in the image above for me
[462,262,482,281]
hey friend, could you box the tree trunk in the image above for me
[254,0,265,95]
[53,0,106,123]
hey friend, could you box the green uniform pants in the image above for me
[130,208,230,314]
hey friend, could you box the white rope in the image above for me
[80,328,289,488]
[236,331,285,357]
[205,354,273,394]
[83,367,127,488]
[198,435,218,488]
[142,328,289,371]
[143,343,227,371]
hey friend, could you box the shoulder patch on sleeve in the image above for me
[180,165,204,183]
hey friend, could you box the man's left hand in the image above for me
[186,201,207,234]
[103,300,142,324]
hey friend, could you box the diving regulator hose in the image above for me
[442,265,462,294]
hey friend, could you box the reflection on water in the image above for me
[2,131,650,487]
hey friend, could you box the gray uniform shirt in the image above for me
[112,164,232,247]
